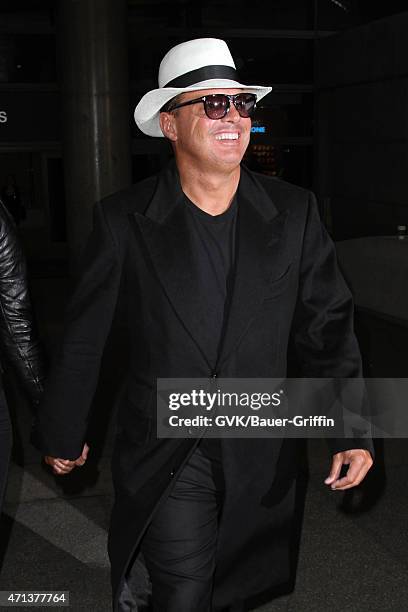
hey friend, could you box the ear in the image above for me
[159,112,178,141]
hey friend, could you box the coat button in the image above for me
[170,469,175,477]
[210,372,218,379]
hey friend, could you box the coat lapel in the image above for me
[130,161,216,368]
[217,168,289,368]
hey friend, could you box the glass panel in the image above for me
[47,157,67,242]
[317,0,408,31]
[254,92,314,137]
[0,34,56,83]
[128,0,315,30]
[228,37,314,84]
[202,0,315,29]
[244,143,313,188]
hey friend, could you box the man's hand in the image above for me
[44,443,90,476]
[325,448,373,491]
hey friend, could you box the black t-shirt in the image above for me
[184,194,238,461]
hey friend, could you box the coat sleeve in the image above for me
[0,199,45,404]
[32,201,122,459]
[291,192,373,456]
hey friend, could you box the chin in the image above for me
[215,148,246,163]
[210,158,242,172]
[222,154,246,167]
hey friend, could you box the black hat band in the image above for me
[164,65,239,88]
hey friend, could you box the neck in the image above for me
[177,161,241,216]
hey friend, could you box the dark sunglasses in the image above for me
[165,93,257,120]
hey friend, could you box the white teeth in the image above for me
[215,133,239,140]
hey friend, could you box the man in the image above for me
[34,38,373,611]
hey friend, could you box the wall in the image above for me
[316,13,408,239]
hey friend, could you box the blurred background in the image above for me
[1,0,408,262]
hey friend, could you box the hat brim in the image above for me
[134,79,272,137]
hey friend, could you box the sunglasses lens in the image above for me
[234,93,257,118]
[204,95,229,119]
[203,94,257,119]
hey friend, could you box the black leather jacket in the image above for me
[0,198,45,404]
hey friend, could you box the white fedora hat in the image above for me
[134,38,272,137]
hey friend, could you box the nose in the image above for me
[221,100,240,123]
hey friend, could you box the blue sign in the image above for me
[251,126,266,133]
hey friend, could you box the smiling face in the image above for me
[159,88,252,175]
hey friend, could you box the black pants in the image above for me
[120,444,227,612]
[0,386,12,513]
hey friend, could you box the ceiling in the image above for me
[0,0,407,32]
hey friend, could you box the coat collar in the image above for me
[141,158,281,224]
[131,160,289,369]
[142,158,185,224]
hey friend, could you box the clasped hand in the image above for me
[44,443,90,475]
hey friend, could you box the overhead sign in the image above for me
[0,91,60,141]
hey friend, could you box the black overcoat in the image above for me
[34,161,371,610]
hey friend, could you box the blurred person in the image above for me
[0,197,45,513]
[34,39,373,611]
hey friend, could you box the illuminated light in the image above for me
[251,126,266,133]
